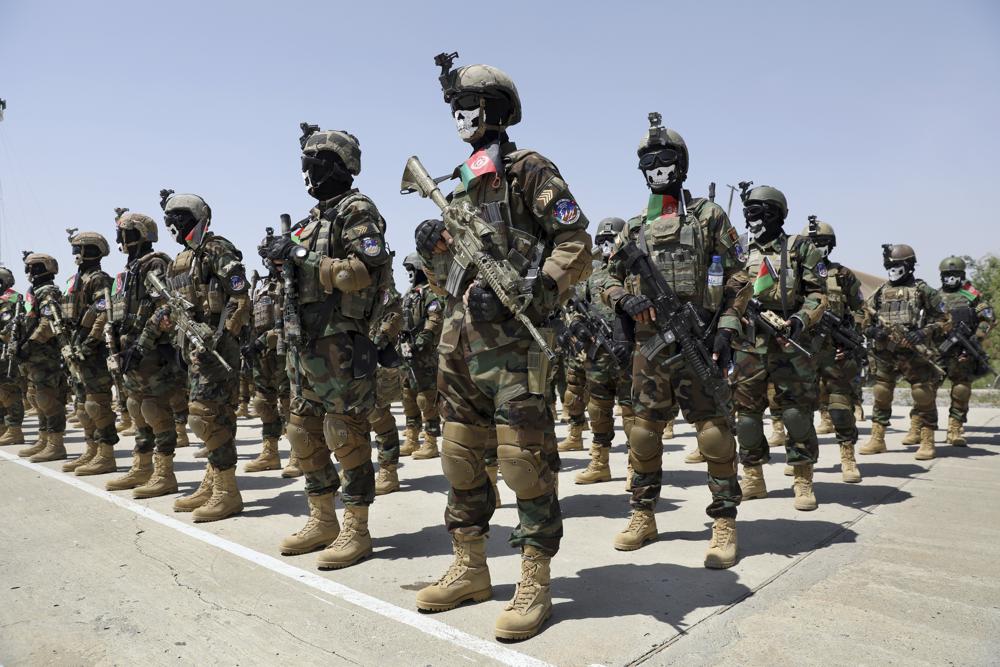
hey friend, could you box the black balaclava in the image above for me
[639,147,684,198]
[303,150,353,201]
[743,202,785,246]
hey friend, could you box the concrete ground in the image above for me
[1,405,999,666]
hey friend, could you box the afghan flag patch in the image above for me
[113,272,125,296]
[959,282,981,301]
[753,257,778,296]
[66,274,78,294]
[0,288,19,303]
[24,292,35,314]
[458,147,499,189]
[291,225,307,245]
[645,194,679,222]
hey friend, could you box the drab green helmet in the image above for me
[0,267,14,291]
[302,130,362,177]
[595,217,626,241]
[402,252,424,272]
[637,113,689,175]
[745,185,788,220]
[443,63,522,129]
[938,256,966,273]
[802,217,836,247]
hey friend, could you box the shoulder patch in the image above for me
[816,262,828,278]
[95,297,107,312]
[552,198,582,225]
[982,307,994,320]
[427,301,441,313]
[230,275,247,292]
[362,237,382,257]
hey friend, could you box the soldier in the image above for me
[398,251,444,459]
[412,54,592,640]
[105,212,186,497]
[152,191,249,520]
[726,185,827,510]
[602,115,742,565]
[16,253,68,461]
[555,344,589,452]
[801,218,865,482]
[56,232,120,476]
[0,268,26,446]
[571,217,635,484]
[860,245,949,459]
[265,125,391,568]
[369,281,404,495]
[242,234,291,473]
[937,256,993,445]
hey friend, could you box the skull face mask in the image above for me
[638,148,682,193]
[597,238,615,258]
[887,264,908,282]
[453,106,482,142]
[942,273,963,289]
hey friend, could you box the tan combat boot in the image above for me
[915,426,936,461]
[574,445,611,484]
[792,463,818,511]
[704,517,738,569]
[494,546,552,641]
[280,493,340,555]
[946,417,967,447]
[783,464,794,476]
[901,415,921,446]
[281,454,303,478]
[75,444,116,476]
[0,426,25,446]
[17,431,48,458]
[557,423,584,452]
[859,423,887,455]
[613,508,657,551]
[236,402,250,419]
[194,446,208,459]
[663,419,675,440]
[487,464,501,508]
[399,424,419,457]
[741,464,767,499]
[415,534,492,612]
[412,432,439,460]
[684,446,705,464]
[106,452,154,491]
[317,505,372,569]
[173,464,215,511]
[115,411,133,433]
[63,439,97,472]
[68,409,81,426]
[625,457,634,493]
[816,410,835,435]
[374,465,400,495]
[175,423,190,448]
[133,453,178,498]
[192,466,244,522]
[768,419,788,447]
[30,431,67,462]
[245,437,281,472]
[840,443,862,483]
[854,403,866,422]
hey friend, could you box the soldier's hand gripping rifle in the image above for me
[939,319,995,378]
[617,238,733,426]
[400,156,556,360]
[1,299,24,376]
[37,290,86,382]
[101,286,127,401]
[744,298,814,358]
[144,272,233,373]
[816,309,865,361]
[568,296,628,369]
[869,312,945,377]
[279,213,304,398]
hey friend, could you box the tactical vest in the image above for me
[297,192,385,333]
[824,263,847,317]
[640,200,711,309]
[113,252,172,338]
[253,276,283,333]
[745,234,804,313]
[876,282,926,328]
[165,238,233,328]
[62,269,111,333]
[402,285,427,334]
[939,289,972,312]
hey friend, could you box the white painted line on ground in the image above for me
[0,449,552,667]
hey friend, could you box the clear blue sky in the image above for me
[1,0,998,292]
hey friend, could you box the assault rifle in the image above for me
[744,298,814,358]
[1,299,24,376]
[145,273,233,373]
[816,309,865,361]
[870,312,945,377]
[939,320,995,378]
[102,285,127,406]
[279,213,303,398]
[37,288,86,382]
[400,155,555,360]
[616,237,733,426]
[567,296,629,369]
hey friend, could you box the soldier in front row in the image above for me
[0,268,26,446]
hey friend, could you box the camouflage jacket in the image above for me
[821,260,865,322]
[114,251,175,351]
[22,283,63,362]
[722,233,828,353]
[292,189,392,339]
[399,282,443,363]
[368,281,403,345]
[863,278,949,352]
[939,283,994,340]
[62,267,113,357]
[0,289,24,379]
[419,141,593,354]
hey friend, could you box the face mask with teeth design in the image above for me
[644,164,676,188]
[942,274,962,288]
[454,107,480,141]
[600,239,615,258]
[887,265,908,282]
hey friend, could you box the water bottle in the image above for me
[707,255,724,309]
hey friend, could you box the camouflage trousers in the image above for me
[0,379,24,428]
[124,346,184,455]
[252,347,290,440]
[562,354,589,426]
[288,332,375,506]
[586,349,633,448]
[937,355,980,424]
[816,342,861,444]
[629,332,740,519]
[402,353,440,437]
[438,326,562,556]
[734,336,819,467]
[369,366,401,469]
[74,352,119,448]
[187,334,241,471]
[870,347,940,428]
[22,347,66,434]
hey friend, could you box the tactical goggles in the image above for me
[742,202,779,221]
[449,93,482,112]
[638,148,681,170]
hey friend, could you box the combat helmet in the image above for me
[301,129,362,177]
[402,252,424,272]
[70,231,111,264]
[117,211,159,246]
[436,52,522,140]
[595,217,626,242]
[637,112,689,176]
[744,185,788,220]
[939,256,966,273]
[23,252,59,279]
[0,266,14,291]
[803,216,836,248]
[161,190,212,248]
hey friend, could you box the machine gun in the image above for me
[279,213,304,398]
[744,298,815,358]
[145,272,233,373]
[400,155,556,360]
[816,309,866,361]
[939,319,995,378]
[616,236,733,426]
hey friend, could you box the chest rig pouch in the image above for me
[746,235,802,314]
[402,288,424,333]
[644,212,706,306]
[826,271,845,317]
[61,275,80,322]
[879,284,921,327]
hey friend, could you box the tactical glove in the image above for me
[266,237,297,262]
[904,328,926,346]
[788,316,805,341]
[467,284,510,323]
[713,328,734,371]
[415,219,447,255]
[620,294,654,321]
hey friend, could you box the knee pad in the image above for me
[951,382,972,404]
[737,413,764,447]
[695,419,735,464]
[187,401,229,450]
[588,397,614,434]
[252,393,277,422]
[324,413,370,470]
[84,393,116,428]
[495,424,550,499]
[139,397,174,433]
[35,387,61,417]
[401,387,419,416]
[126,395,146,428]
[829,407,854,429]
[285,413,329,473]
[441,422,490,490]
[367,408,396,439]
[827,391,852,413]
[910,383,936,410]
[872,382,893,408]
[620,404,636,439]
[782,407,813,441]
[628,417,664,473]
[562,387,586,414]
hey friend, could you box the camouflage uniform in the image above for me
[399,276,444,454]
[368,283,404,491]
[604,193,743,527]
[0,288,26,444]
[248,272,291,446]
[938,282,994,438]
[19,277,67,458]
